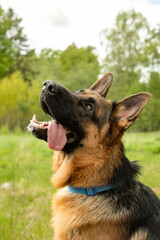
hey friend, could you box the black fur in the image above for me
[40,81,85,153]
[106,144,160,239]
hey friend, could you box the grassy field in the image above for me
[0,131,160,240]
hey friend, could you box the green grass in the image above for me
[123,132,160,189]
[0,132,160,239]
[0,133,53,240]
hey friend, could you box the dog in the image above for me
[28,72,160,240]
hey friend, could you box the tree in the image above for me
[34,48,63,85]
[147,72,160,131]
[102,9,150,99]
[59,43,100,90]
[0,72,29,129]
[34,44,100,91]
[101,9,160,131]
[0,6,14,78]
[0,6,36,81]
[0,71,49,130]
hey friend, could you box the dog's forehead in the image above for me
[73,89,101,98]
[73,89,112,108]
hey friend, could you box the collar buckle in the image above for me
[84,187,97,196]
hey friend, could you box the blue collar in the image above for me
[68,185,116,196]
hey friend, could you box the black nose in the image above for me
[43,80,57,94]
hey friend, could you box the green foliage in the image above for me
[0,5,160,131]
[0,72,29,130]
[0,7,36,81]
[33,43,100,91]
[13,125,23,135]
[0,41,100,130]
[0,6,14,78]
[59,44,98,72]
[34,48,63,85]
[102,9,160,131]
[102,9,150,99]
[0,124,10,135]
[0,71,50,130]
[59,44,100,90]
[27,80,50,122]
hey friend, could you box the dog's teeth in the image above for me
[32,114,36,122]
[39,121,49,128]
[40,122,44,127]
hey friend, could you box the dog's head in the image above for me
[28,72,150,155]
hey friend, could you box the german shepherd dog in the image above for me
[28,72,160,240]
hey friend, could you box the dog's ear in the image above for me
[114,92,151,130]
[90,72,113,98]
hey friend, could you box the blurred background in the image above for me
[0,0,160,239]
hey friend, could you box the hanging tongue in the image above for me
[47,121,67,151]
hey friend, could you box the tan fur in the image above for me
[51,123,122,188]
[52,187,130,240]
[52,151,66,172]
[131,229,148,240]
[51,153,73,188]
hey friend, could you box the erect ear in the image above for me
[114,92,151,130]
[90,72,113,98]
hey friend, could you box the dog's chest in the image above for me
[51,187,129,240]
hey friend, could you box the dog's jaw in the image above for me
[27,115,48,141]
[27,115,79,152]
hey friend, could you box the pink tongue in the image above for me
[47,121,67,151]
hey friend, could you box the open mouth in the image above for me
[28,114,76,151]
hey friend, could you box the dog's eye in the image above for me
[84,103,93,111]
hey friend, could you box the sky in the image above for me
[1,0,160,58]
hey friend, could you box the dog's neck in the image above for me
[51,142,140,190]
